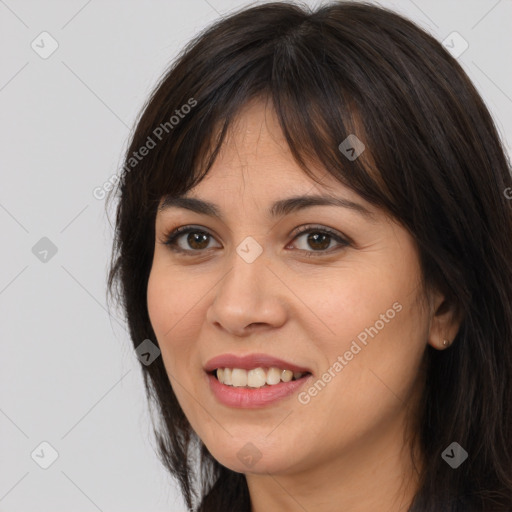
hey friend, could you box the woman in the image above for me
[106,1,512,510]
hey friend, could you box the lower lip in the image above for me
[206,372,312,408]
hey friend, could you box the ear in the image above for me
[426,288,463,350]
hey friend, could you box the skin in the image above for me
[147,99,461,512]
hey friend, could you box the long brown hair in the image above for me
[106,1,512,510]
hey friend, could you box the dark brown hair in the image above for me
[106,1,512,510]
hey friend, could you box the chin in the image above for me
[217,451,295,475]
[204,435,302,475]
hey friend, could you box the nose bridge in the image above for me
[220,237,268,304]
[206,236,287,333]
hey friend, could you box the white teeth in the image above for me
[266,367,281,385]
[223,368,232,385]
[215,366,307,388]
[231,368,247,387]
[281,369,293,382]
[247,368,267,387]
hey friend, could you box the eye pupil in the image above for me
[308,233,330,250]
[188,232,209,249]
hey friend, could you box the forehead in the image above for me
[157,99,379,224]
[181,100,347,195]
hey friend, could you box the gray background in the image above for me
[0,0,510,510]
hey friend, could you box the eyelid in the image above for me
[160,225,221,250]
[160,223,352,256]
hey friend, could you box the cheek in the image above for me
[304,263,427,408]
[304,268,398,351]
[296,305,427,465]
[146,269,173,337]
[146,267,202,410]
[147,267,190,364]
[146,264,208,373]
[147,261,199,337]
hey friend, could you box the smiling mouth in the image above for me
[209,367,312,388]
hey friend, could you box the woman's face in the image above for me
[147,99,436,477]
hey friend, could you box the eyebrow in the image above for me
[159,194,378,223]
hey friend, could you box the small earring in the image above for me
[443,339,450,347]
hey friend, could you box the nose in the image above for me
[205,248,288,337]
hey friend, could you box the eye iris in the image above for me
[308,233,330,250]
[188,232,209,249]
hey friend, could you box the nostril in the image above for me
[247,323,266,329]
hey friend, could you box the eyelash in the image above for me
[161,224,351,258]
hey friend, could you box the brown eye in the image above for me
[184,232,210,250]
[290,225,350,256]
[302,232,332,251]
[163,226,219,254]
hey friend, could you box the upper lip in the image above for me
[204,353,312,374]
